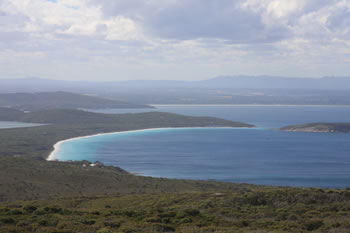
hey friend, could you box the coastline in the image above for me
[47,126,255,161]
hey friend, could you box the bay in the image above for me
[55,105,350,188]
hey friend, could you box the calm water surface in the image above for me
[55,105,350,188]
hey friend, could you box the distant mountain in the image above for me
[0,91,152,111]
[1,76,350,93]
[198,76,350,89]
[2,76,350,106]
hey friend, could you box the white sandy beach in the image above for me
[46,127,250,161]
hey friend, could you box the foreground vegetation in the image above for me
[1,188,350,233]
[0,156,254,202]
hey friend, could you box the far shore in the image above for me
[151,104,350,107]
[47,126,255,161]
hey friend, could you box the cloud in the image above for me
[87,0,350,45]
[0,0,143,40]
[87,0,290,43]
[0,0,349,80]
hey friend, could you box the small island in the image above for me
[281,123,350,133]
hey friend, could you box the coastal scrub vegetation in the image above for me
[1,189,350,232]
[0,156,254,202]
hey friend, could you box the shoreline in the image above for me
[47,126,255,161]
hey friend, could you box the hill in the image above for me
[0,92,151,111]
[198,75,350,89]
[281,123,350,133]
[3,77,350,105]
[2,76,350,91]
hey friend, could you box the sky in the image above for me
[0,0,350,81]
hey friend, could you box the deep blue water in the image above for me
[55,106,350,188]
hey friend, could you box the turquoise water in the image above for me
[0,121,44,129]
[55,106,350,188]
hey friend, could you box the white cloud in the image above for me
[0,0,349,80]
[0,0,143,40]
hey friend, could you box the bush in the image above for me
[91,211,100,215]
[304,220,324,231]
[10,209,23,215]
[44,206,62,214]
[155,224,176,232]
[97,228,113,233]
[104,221,121,228]
[23,205,37,213]
[0,217,16,224]
[81,219,96,225]
[245,192,268,206]
[176,209,200,219]
[38,219,49,226]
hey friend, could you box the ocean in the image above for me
[53,105,350,188]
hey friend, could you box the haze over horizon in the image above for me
[1,0,350,81]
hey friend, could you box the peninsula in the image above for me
[0,108,254,159]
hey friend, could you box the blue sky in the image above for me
[0,0,349,81]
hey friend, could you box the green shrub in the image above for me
[10,209,23,215]
[304,220,324,231]
[38,219,49,226]
[155,224,176,232]
[91,211,100,215]
[97,228,113,233]
[0,217,16,224]
[81,219,96,225]
[23,205,37,213]
[104,221,121,228]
